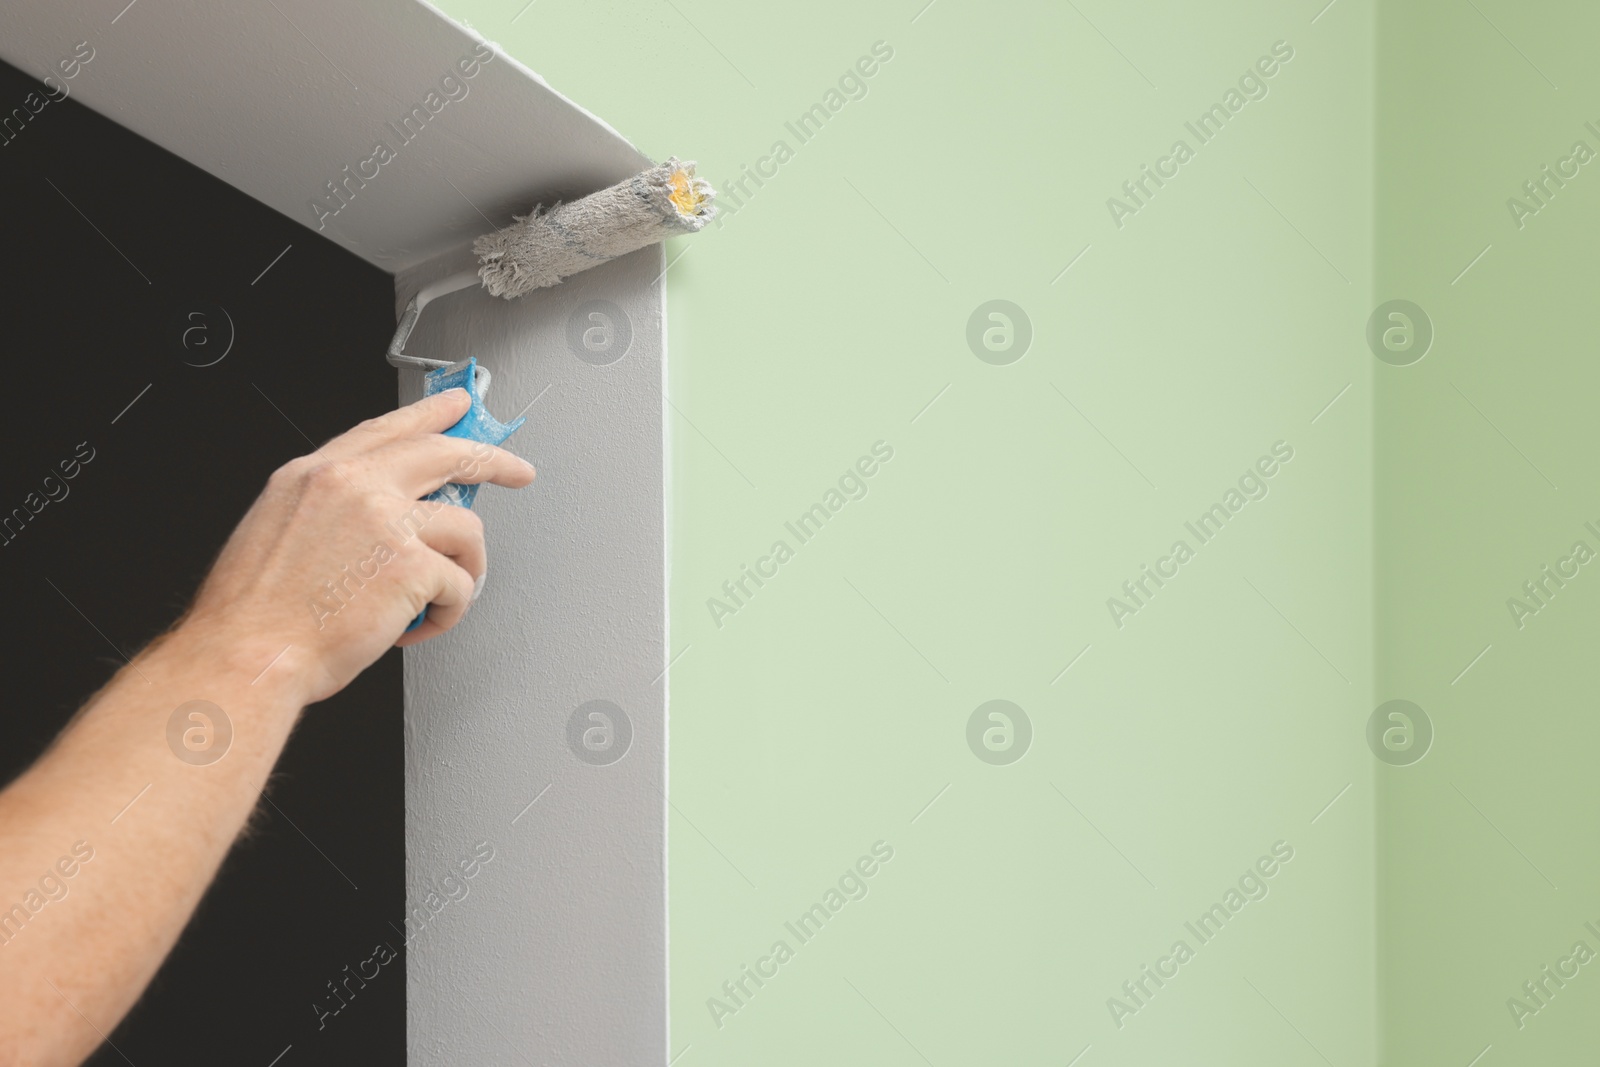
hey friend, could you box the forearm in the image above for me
[0,389,530,1065]
[0,623,306,1065]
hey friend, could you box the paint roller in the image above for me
[390,157,715,629]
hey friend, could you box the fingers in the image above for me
[363,436,536,499]
[295,393,527,650]
[321,389,473,461]
[411,504,487,586]
[394,552,477,647]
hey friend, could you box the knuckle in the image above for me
[269,455,311,487]
[449,444,486,481]
[357,491,391,521]
[386,538,431,578]
[304,462,347,493]
[375,494,422,531]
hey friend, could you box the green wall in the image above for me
[427,0,1600,1061]
[1374,1,1600,1064]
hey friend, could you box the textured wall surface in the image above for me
[396,243,668,1064]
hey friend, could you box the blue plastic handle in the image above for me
[405,357,525,632]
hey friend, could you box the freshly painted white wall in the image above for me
[396,242,668,1064]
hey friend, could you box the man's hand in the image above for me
[0,390,533,1066]
[184,387,535,705]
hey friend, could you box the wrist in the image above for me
[141,619,313,710]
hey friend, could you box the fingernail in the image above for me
[472,572,487,600]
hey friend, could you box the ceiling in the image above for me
[0,0,651,272]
